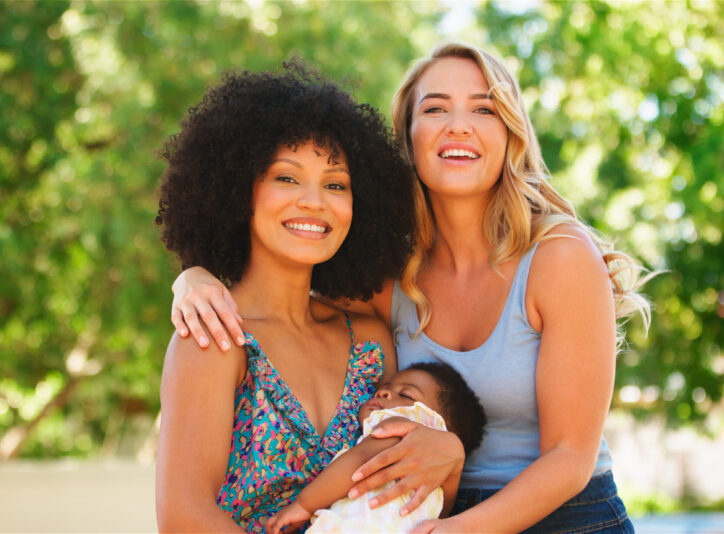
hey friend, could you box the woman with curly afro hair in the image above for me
[155,62,428,532]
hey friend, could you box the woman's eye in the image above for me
[423,106,445,114]
[276,175,297,184]
[325,182,347,191]
[475,107,494,115]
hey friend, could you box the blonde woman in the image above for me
[171,43,648,532]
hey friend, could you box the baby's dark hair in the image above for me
[407,362,486,456]
[156,59,415,300]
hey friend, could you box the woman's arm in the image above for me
[266,428,405,534]
[171,267,395,350]
[412,227,618,533]
[268,417,461,534]
[346,419,465,517]
[155,332,247,533]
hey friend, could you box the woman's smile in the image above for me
[282,217,332,238]
[437,142,481,165]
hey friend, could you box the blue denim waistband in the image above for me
[565,470,617,505]
[457,470,618,508]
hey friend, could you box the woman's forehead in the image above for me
[415,57,490,98]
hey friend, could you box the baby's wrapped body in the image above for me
[308,402,446,533]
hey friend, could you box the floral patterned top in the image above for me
[216,315,384,533]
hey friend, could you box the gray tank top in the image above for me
[391,243,612,489]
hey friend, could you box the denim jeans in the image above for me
[452,471,635,533]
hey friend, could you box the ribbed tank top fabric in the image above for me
[391,243,613,489]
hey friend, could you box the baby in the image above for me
[267,362,487,533]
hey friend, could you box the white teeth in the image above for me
[284,222,327,233]
[440,148,480,159]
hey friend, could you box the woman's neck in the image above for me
[230,253,315,328]
[427,192,492,275]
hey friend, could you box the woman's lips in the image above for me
[437,143,481,164]
[282,218,331,239]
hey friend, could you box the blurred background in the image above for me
[1,0,722,531]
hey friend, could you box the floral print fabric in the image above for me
[216,316,384,533]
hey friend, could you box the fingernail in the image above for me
[348,488,358,499]
[368,498,378,508]
[400,508,408,516]
[351,472,362,482]
[237,336,245,346]
[180,329,187,336]
[221,340,230,351]
[200,335,208,347]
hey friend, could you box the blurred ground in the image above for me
[2,458,724,533]
[605,410,724,507]
[1,410,724,533]
[635,513,724,533]
[0,460,156,533]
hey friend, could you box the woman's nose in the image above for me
[446,111,472,137]
[296,185,324,210]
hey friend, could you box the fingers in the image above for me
[367,474,423,509]
[196,299,233,351]
[214,290,245,346]
[369,418,419,439]
[171,307,189,338]
[351,444,403,487]
[180,303,209,348]
[399,485,430,516]
[349,464,400,501]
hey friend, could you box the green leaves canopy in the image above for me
[1,0,721,458]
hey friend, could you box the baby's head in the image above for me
[360,362,486,455]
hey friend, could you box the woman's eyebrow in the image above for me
[273,157,302,168]
[324,167,350,175]
[419,92,492,103]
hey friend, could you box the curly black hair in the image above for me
[156,60,415,300]
[407,362,487,456]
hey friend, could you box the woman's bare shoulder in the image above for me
[529,223,610,308]
[533,223,604,269]
[162,331,247,392]
[346,310,393,344]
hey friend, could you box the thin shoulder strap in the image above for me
[343,312,355,345]
[509,242,540,318]
[517,242,539,281]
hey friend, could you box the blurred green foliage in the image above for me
[0,0,722,459]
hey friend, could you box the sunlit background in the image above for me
[1,0,723,531]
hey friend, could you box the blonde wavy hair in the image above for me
[392,42,651,342]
